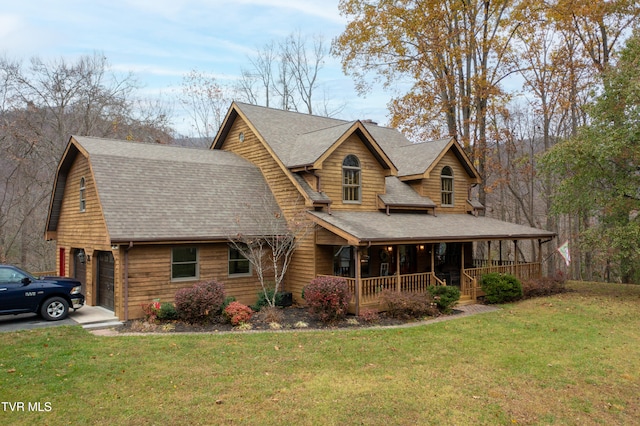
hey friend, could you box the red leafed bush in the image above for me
[303,276,351,323]
[521,271,567,299]
[358,308,380,323]
[174,280,226,324]
[223,301,254,326]
[141,300,161,322]
[379,289,438,319]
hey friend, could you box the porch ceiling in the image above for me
[308,211,556,245]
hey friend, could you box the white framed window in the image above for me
[171,247,199,281]
[79,177,86,212]
[441,166,454,206]
[229,246,252,276]
[342,154,361,203]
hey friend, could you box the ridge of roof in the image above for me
[233,103,402,168]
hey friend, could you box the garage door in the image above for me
[97,251,114,310]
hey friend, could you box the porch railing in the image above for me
[462,262,541,299]
[464,262,541,282]
[319,272,445,310]
[461,270,477,299]
[320,262,542,313]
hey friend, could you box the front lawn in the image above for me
[1,281,638,425]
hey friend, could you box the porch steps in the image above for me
[456,296,476,306]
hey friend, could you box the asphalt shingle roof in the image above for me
[308,211,555,243]
[378,177,436,208]
[73,136,287,242]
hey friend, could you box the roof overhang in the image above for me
[307,211,556,246]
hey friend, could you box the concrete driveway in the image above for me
[0,305,121,333]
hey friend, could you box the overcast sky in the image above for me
[0,0,395,134]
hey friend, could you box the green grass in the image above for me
[1,281,639,425]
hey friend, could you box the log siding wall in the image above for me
[315,134,386,212]
[413,150,472,214]
[124,244,268,319]
[55,154,114,311]
[219,118,317,303]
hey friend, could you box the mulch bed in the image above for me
[116,305,461,334]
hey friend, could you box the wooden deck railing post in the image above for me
[396,245,401,293]
[355,246,361,316]
[513,240,519,279]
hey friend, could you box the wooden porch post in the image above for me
[461,244,465,283]
[355,246,361,316]
[514,240,519,278]
[395,245,401,293]
[430,244,435,273]
[537,239,542,263]
[487,241,491,266]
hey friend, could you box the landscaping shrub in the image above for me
[223,301,254,326]
[521,271,567,299]
[157,302,178,321]
[252,288,292,311]
[260,306,285,324]
[303,276,351,323]
[379,290,438,319]
[427,285,461,314]
[141,300,161,322]
[480,273,523,304]
[174,279,226,324]
[358,308,380,324]
[222,296,236,310]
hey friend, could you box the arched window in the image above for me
[441,166,453,206]
[79,177,86,212]
[342,155,361,202]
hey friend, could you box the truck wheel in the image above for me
[40,297,69,321]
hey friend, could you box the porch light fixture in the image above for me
[419,245,425,250]
[387,246,393,251]
[77,250,87,264]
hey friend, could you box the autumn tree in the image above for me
[545,0,640,75]
[540,31,640,283]
[333,0,521,206]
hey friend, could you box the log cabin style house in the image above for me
[46,102,555,320]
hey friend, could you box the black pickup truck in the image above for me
[0,264,85,320]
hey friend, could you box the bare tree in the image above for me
[238,41,278,108]
[281,32,326,114]
[0,52,171,270]
[228,195,314,308]
[177,69,229,139]
[236,32,329,115]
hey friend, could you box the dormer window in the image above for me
[79,177,86,212]
[342,154,361,203]
[441,166,453,206]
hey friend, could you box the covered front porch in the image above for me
[308,210,556,315]
[317,242,544,314]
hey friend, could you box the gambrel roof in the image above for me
[46,136,287,243]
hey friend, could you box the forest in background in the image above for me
[1,1,638,283]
